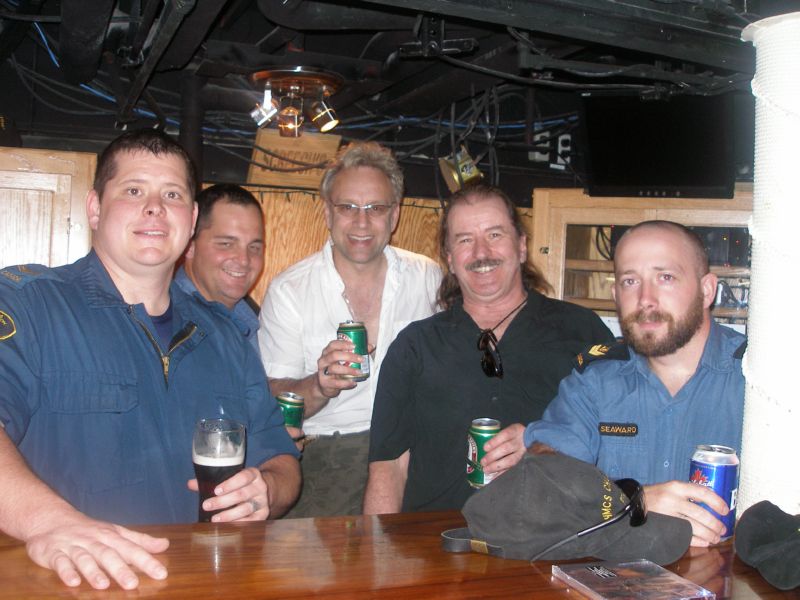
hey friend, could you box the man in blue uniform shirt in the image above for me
[523,220,745,548]
[0,130,300,590]
[175,183,264,355]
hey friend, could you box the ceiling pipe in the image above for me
[179,72,205,189]
[256,0,417,30]
[59,0,115,84]
[117,0,196,124]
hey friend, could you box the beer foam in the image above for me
[192,452,245,467]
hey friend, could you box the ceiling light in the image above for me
[277,87,304,137]
[308,99,339,133]
[439,145,483,192]
[250,67,342,137]
[250,85,278,127]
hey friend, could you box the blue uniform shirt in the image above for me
[174,266,261,356]
[0,252,297,525]
[524,320,745,484]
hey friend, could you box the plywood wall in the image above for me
[245,187,534,306]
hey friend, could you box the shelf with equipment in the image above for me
[530,188,753,324]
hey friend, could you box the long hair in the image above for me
[94,129,196,201]
[437,183,552,309]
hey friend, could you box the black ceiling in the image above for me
[0,0,790,202]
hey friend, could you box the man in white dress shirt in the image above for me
[259,142,441,517]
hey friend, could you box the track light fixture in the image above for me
[438,145,484,192]
[250,67,342,137]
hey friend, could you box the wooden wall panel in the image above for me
[245,187,536,306]
[0,147,95,267]
[245,190,450,305]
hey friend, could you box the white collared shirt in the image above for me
[258,242,442,435]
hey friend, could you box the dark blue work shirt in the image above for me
[524,320,745,484]
[0,252,298,525]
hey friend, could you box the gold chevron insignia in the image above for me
[588,344,610,357]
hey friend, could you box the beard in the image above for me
[620,291,705,357]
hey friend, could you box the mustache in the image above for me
[465,258,502,272]
[630,310,672,324]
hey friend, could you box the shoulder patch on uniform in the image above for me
[0,264,57,290]
[575,340,630,373]
[0,310,16,340]
[733,339,747,359]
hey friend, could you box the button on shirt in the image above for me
[524,320,745,484]
[370,293,615,512]
[259,242,441,436]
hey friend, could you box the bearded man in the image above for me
[523,220,746,548]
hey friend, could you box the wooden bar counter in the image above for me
[0,511,794,598]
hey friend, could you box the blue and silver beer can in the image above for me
[689,444,739,540]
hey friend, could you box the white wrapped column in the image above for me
[739,13,800,516]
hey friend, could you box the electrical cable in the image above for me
[439,54,655,91]
[9,56,117,115]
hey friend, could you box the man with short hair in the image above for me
[364,183,613,514]
[259,141,442,517]
[524,220,746,547]
[176,183,264,354]
[0,130,300,591]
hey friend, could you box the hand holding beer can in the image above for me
[689,444,739,540]
[467,418,501,488]
[192,418,246,523]
[337,320,370,381]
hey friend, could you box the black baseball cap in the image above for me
[735,500,800,591]
[442,453,691,566]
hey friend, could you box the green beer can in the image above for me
[276,392,304,428]
[467,418,501,488]
[336,320,370,382]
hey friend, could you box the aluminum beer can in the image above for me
[276,392,304,428]
[689,444,739,540]
[336,320,370,381]
[467,418,501,488]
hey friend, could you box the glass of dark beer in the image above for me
[192,418,246,522]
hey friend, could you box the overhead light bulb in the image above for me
[308,99,339,132]
[277,90,304,137]
[249,67,343,137]
[250,86,278,127]
[438,145,483,192]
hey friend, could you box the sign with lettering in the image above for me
[247,128,341,190]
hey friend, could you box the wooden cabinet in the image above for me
[530,188,753,321]
[0,147,95,267]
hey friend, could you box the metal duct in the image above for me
[117,0,196,122]
[59,0,115,84]
[256,0,416,30]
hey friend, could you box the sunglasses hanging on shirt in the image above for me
[476,296,527,379]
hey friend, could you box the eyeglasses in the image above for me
[478,329,503,378]
[331,203,395,218]
[529,478,647,562]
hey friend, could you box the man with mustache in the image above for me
[364,184,613,513]
[524,220,746,547]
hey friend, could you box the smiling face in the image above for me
[445,193,527,307]
[184,200,264,309]
[323,166,400,268]
[613,225,716,357]
[88,149,196,280]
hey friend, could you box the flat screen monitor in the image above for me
[580,93,735,198]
